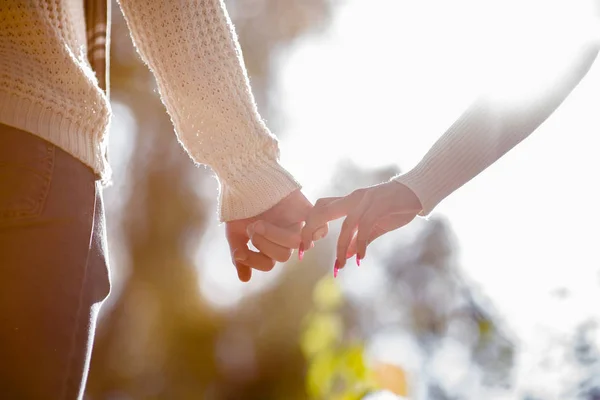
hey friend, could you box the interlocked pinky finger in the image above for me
[300,197,341,251]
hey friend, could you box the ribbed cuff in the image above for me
[392,168,437,217]
[217,153,301,222]
[392,100,496,217]
[0,91,111,185]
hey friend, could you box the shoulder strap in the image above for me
[85,0,111,98]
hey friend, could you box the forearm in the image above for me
[395,40,599,216]
[117,0,299,221]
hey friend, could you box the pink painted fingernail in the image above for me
[356,255,361,267]
[333,259,340,278]
[298,243,305,261]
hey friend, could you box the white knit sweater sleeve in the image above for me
[394,41,599,216]
[117,0,299,222]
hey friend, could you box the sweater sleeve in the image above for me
[394,40,599,216]
[117,0,300,222]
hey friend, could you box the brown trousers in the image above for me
[0,124,110,399]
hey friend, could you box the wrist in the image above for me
[391,167,434,217]
[216,152,301,222]
[393,180,423,214]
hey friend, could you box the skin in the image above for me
[237,182,421,280]
[300,181,422,273]
[225,189,327,282]
[230,10,600,281]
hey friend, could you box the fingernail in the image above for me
[234,251,247,263]
[253,222,265,235]
[298,243,305,261]
[356,255,361,267]
[333,259,340,278]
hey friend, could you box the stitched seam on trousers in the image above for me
[59,192,97,400]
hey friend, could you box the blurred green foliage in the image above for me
[301,275,410,400]
[301,276,374,399]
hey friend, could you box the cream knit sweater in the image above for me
[394,38,599,216]
[0,0,299,222]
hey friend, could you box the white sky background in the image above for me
[280,0,600,325]
[106,0,600,397]
[277,0,600,397]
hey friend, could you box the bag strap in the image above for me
[85,0,111,98]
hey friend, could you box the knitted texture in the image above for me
[0,1,111,181]
[0,0,299,221]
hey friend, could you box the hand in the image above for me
[300,181,422,276]
[225,189,327,282]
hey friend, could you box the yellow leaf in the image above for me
[307,349,337,398]
[331,391,363,400]
[313,276,344,311]
[337,344,368,381]
[478,319,493,337]
[301,313,343,358]
[371,362,409,397]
